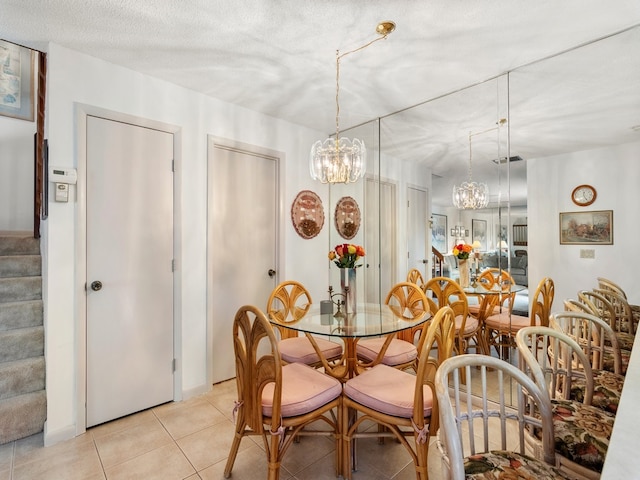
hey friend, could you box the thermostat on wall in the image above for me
[49,166,77,185]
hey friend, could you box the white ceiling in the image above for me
[2,1,640,206]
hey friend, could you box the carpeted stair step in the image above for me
[0,255,42,277]
[0,300,44,331]
[0,357,45,401]
[0,236,39,256]
[0,276,42,302]
[0,390,46,445]
[0,326,44,363]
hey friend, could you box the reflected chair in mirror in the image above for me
[356,281,431,372]
[597,276,640,327]
[406,268,425,288]
[342,306,455,480]
[423,276,485,357]
[267,280,343,368]
[516,326,614,479]
[484,276,554,357]
[467,268,516,320]
[224,305,343,480]
[434,354,571,480]
[550,311,624,414]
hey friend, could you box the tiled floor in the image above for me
[0,379,447,480]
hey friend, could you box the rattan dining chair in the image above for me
[406,267,425,287]
[267,280,343,368]
[356,281,431,371]
[224,305,343,480]
[484,276,554,356]
[516,326,615,479]
[423,276,486,357]
[435,354,571,480]
[342,305,455,480]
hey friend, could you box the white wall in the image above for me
[528,141,640,312]
[42,43,333,444]
[0,115,35,231]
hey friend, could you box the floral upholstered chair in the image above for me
[435,354,572,480]
[516,326,615,479]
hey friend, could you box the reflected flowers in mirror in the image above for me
[328,244,365,268]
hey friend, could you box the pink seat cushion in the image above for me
[356,337,417,366]
[344,364,433,418]
[456,315,479,335]
[262,362,342,417]
[278,336,343,364]
[484,312,531,331]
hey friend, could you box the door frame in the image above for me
[406,184,430,280]
[75,104,182,435]
[206,136,283,387]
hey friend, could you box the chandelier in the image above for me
[452,120,506,209]
[310,21,395,184]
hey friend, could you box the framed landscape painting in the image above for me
[559,210,613,245]
[0,39,35,121]
[431,214,447,253]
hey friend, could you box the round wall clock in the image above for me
[334,196,361,240]
[291,190,324,239]
[571,184,597,206]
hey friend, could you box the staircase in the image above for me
[0,234,46,444]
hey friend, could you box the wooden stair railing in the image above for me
[432,247,445,277]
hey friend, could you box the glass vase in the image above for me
[340,268,357,314]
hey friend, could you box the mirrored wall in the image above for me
[325,24,639,387]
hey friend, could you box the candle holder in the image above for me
[328,285,348,319]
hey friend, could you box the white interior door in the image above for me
[208,140,278,383]
[365,178,396,303]
[407,186,429,279]
[86,116,174,427]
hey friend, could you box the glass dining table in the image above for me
[269,302,430,381]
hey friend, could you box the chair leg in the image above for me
[267,432,281,480]
[223,421,246,478]
[341,402,353,480]
[415,438,430,480]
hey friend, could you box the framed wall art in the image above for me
[0,39,35,121]
[431,214,447,252]
[334,196,361,240]
[559,210,613,245]
[291,190,324,239]
[472,219,487,248]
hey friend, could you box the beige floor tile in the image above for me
[280,435,337,476]
[0,442,13,472]
[12,439,104,480]
[0,468,10,480]
[198,442,294,480]
[13,432,94,467]
[104,442,195,480]
[201,380,238,421]
[93,416,173,468]
[154,396,227,440]
[176,420,246,471]
[89,409,157,439]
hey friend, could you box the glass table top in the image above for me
[269,302,429,339]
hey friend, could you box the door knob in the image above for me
[90,281,103,291]
[268,269,276,278]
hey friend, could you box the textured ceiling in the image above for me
[2,0,640,206]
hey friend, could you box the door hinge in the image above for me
[172,358,176,372]
[171,259,175,272]
[171,159,175,172]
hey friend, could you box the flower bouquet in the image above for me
[452,243,472,287]
[452,243,472,260]
[328,244,365,269]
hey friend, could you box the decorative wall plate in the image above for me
[334,196,361,240]
[291,190,324,239]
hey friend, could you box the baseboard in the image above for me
[182,383,211,401]
[43,420,77,447]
